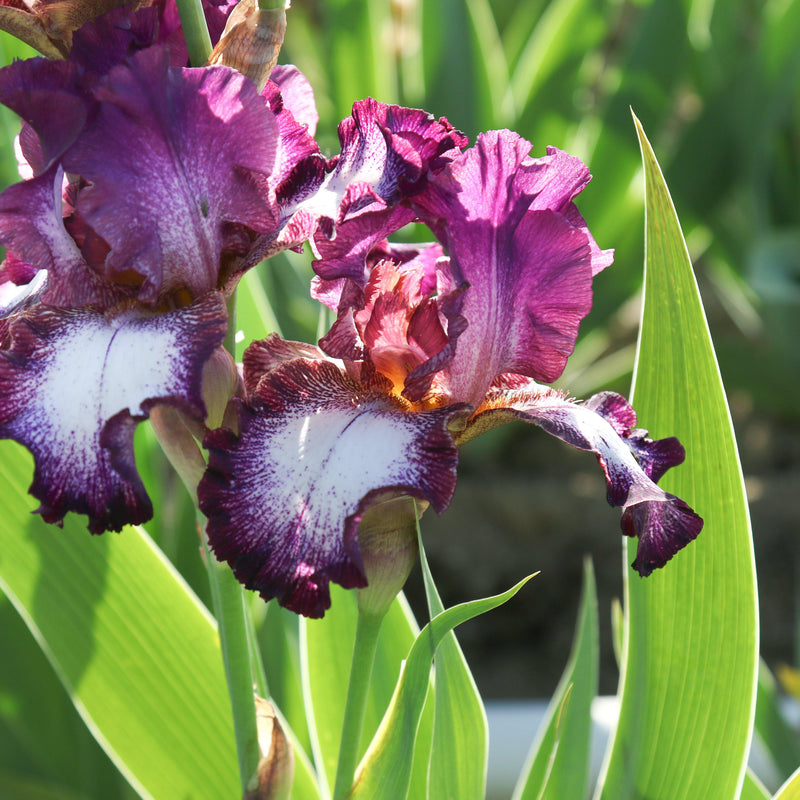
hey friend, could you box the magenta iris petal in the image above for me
[60,48,279,303]
[469,381,703,575]
[199,355,468,617]
[0,57,85,170]
[307,99,466,285]
[0,292,228,532]
[242,334,328,394]
[412,131,613,403]
[268,65,319,137]
[584,391,686,482]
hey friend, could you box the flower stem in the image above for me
[202,524,261,791]
[332,610,384,800]
[175,0,213,66]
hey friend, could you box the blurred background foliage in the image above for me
[1,0,799,797]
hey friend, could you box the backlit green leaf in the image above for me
[418,534,488,800]
[513,558,598,800]
[596,115,758,799]
[0,441,240,800]
[349,574,536,800]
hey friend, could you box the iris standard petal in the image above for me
[412,131,608,404]
[306,99,466,284]
[0,292,228,533]
[62,47,280,303]
[199,355,468,617]
[464,381,703,575]
[268,65,319,137]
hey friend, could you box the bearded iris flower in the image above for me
[199,130,703,618]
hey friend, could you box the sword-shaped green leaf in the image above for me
[595,115,759,799]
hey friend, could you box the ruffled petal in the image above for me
[242,333,327,394]
[413,131,612,403]
[465,381,702,575]
[0,292,228,532]
[305,99,466,283]
[199,356,468,617]
[583,391,686,482]
[62,47,280,303]
[0,57,86,170]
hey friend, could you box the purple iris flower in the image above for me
[199,130,703,618]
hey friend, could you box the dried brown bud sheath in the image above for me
[206,0,288,92]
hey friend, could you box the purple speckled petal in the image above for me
[199,356,468,617]
[0,292,228,533]
[465,381,702,575]
[63,47,279,303]
[413,131,613,403]
[242,333,327,395]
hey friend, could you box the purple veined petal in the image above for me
[465,381,703,576]
[584,391,686,482]
[0,269,48,318]
[291,100,465,284]
[261,70,324,199]
[411,131,611,403]
[199,357,468,617]
[68,4,160,73]
[0,165,130,308]
[242,333,328,394]
[0,292,228,533]
[63,47,280,304]
[311,203,417,286]
[324,99,467,214]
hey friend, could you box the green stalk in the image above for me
[198,288,262,790]
[175,0,213,66]
[202,529,261,790]
[332,610,384,800]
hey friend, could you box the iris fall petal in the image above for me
[466,381,703,575]
[199,355,468,617]
[0,292,228,532]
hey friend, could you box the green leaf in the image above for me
[301,586,423,798]
[755,660,800,783]
[773,765,800,800]
[596,115,758,798]
[349,574,536,800]
[740,769,770,800]
[418,534,488,800]
[512,558,598,800]
[0,441,240,799]
[0,595,135,799]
